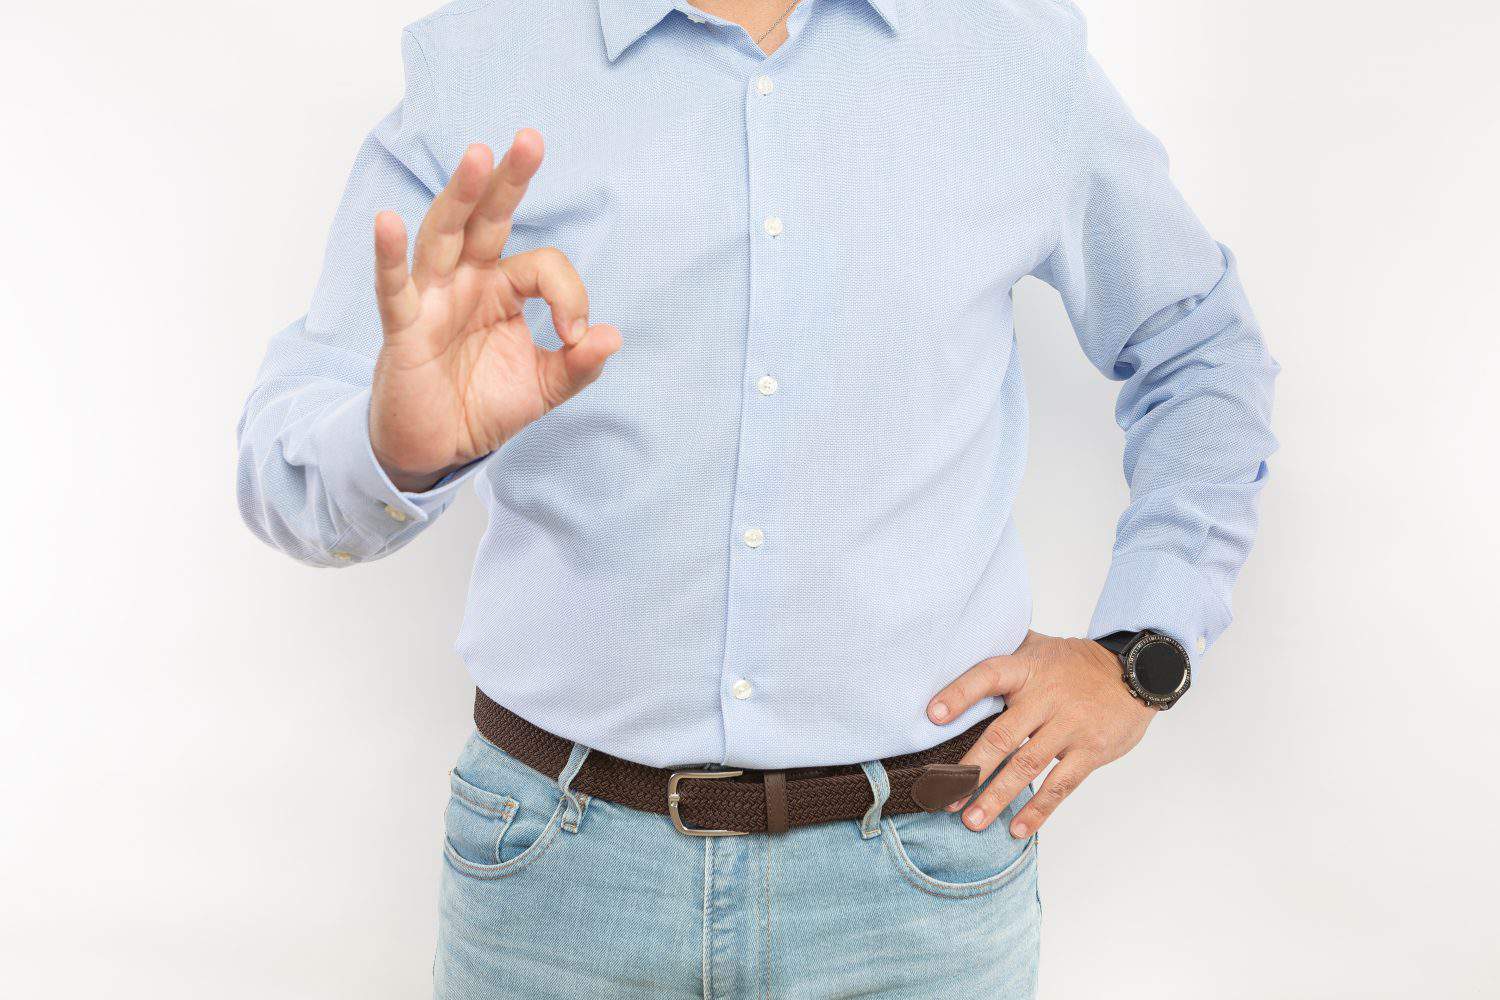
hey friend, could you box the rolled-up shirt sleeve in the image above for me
[1033,51,1280,666]
[236,26,485,567]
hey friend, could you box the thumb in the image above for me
[927,646,1035,724]
[539,323,623,408]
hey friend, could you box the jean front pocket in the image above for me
[444,770,521,867]
[441,731,570,880]
[882,783,1037,899]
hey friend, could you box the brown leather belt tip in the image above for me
[473,690,992,836]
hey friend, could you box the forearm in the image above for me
[1090,246,1279,660]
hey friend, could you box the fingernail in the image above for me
[946,800,964,813]
[964,807,984,827]
[1011,821,1028,838]
[569,318,588,343]
[929,702,949,722]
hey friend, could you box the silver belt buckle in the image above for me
[667,769,749,836]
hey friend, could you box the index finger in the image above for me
[411,142,494,287]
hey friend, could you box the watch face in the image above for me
[1132,638,1188,697]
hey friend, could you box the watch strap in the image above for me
[1095,630,1140,656]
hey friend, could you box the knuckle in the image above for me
[979,725,1016,756]
[1012,749,1049,776]
[974,659,1002,688]
[1045,771,1080,798]
[990,766,1023,797]
[947,680,977,707]
[976,789,1008,815]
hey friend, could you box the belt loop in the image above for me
[764,771,788,834]
[858,760,890,840]
[558,742,592,834]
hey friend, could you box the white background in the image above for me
[3,2,1497,997]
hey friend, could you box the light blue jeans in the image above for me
[435,730,1041,998]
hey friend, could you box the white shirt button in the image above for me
[383,503,408,523]
[762,216,783,237]
[731,678,754,700]
[756,375,779,396]
[755,75,774,95]
[331,551,353,562]
[742,527,765,548]
[1196,636,1207,654]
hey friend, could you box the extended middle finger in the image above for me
[461,128,544,266]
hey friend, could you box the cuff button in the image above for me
[383,503,408,523]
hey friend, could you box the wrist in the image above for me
[367,406,470,494]
[383,460,463,494]
[370,446,461,494]
[387,469,446,493]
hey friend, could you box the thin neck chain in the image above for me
[754,0,803,46]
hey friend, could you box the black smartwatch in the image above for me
[1095,630,1191,710]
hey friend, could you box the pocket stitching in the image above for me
[450,783,519,820]
[444,793,569,881]
[881,814,1037,899]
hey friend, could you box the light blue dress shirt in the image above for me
[237,0,1278,769]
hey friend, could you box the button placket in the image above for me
[717,61,795,760]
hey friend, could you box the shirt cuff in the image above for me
[316,388,488,545]
[1087,551,1232,669]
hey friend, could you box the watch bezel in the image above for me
[1120,631,1192,709]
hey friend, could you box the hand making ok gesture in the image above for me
[368,129,622,492]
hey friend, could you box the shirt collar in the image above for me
[599,0,905,62]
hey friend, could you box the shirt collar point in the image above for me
[599,0,675,63]
[867,0,905,33]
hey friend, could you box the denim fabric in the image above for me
[435,730,1041,998]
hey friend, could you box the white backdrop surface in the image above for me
[2,2,1497,997]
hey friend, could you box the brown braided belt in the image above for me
[474,690,993,836]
